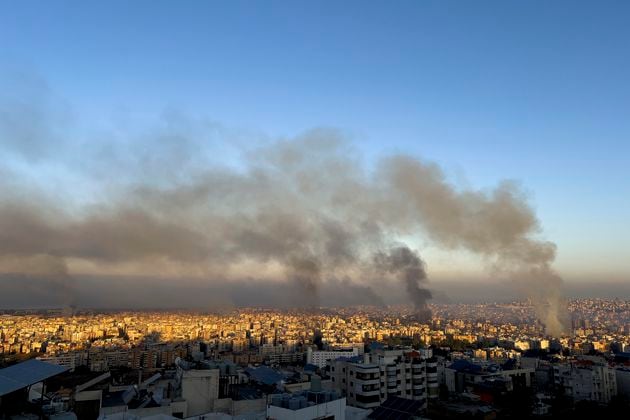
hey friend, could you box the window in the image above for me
[356,394,380,403]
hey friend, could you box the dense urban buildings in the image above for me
[1,299,630,418]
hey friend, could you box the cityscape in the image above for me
[1,300,629,418]
[1,1,629,419]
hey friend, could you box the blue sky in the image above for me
[1,0,629,281]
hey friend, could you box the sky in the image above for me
[0,0,629,308]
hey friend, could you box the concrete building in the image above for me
[38,352,88,371]
[328,348,427,412]
[180,368,220,416]
[425,355,439,401]
[553,359,617,404]
[307,347,360,368]
[615,367,630,398]
[444,359,535,395]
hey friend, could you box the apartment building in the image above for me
[553,359,617,404]
[306,346,362,368]
[327,348,428,412]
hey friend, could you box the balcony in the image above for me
[359,388,381,397]
[355,377,380,386]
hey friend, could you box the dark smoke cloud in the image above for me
[0,274,385,310]
[374,246,431,320]
[286,256,321,307]
[0,255,77,313]
[0,79,569,334]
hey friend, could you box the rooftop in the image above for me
[0,360,69,397]
[368,396,425,420]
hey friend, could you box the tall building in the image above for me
[327,348,428,412]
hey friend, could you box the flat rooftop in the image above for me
[0,360,69,397]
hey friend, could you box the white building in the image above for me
[307,347,360,368]
[554,360,617,404]
[38,352,88,371]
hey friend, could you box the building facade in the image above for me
[307,347,360,368]
[554,361,617,404]
[328,349,427,411]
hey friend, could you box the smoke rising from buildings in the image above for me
[379,156,570,335]
[0,85,569,334]
[374,246,432,321]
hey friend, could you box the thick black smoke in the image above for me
[374,247,432,320]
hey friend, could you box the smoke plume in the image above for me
[374,246,432,320]
[0,82,569,334]
[379,156,569,335]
